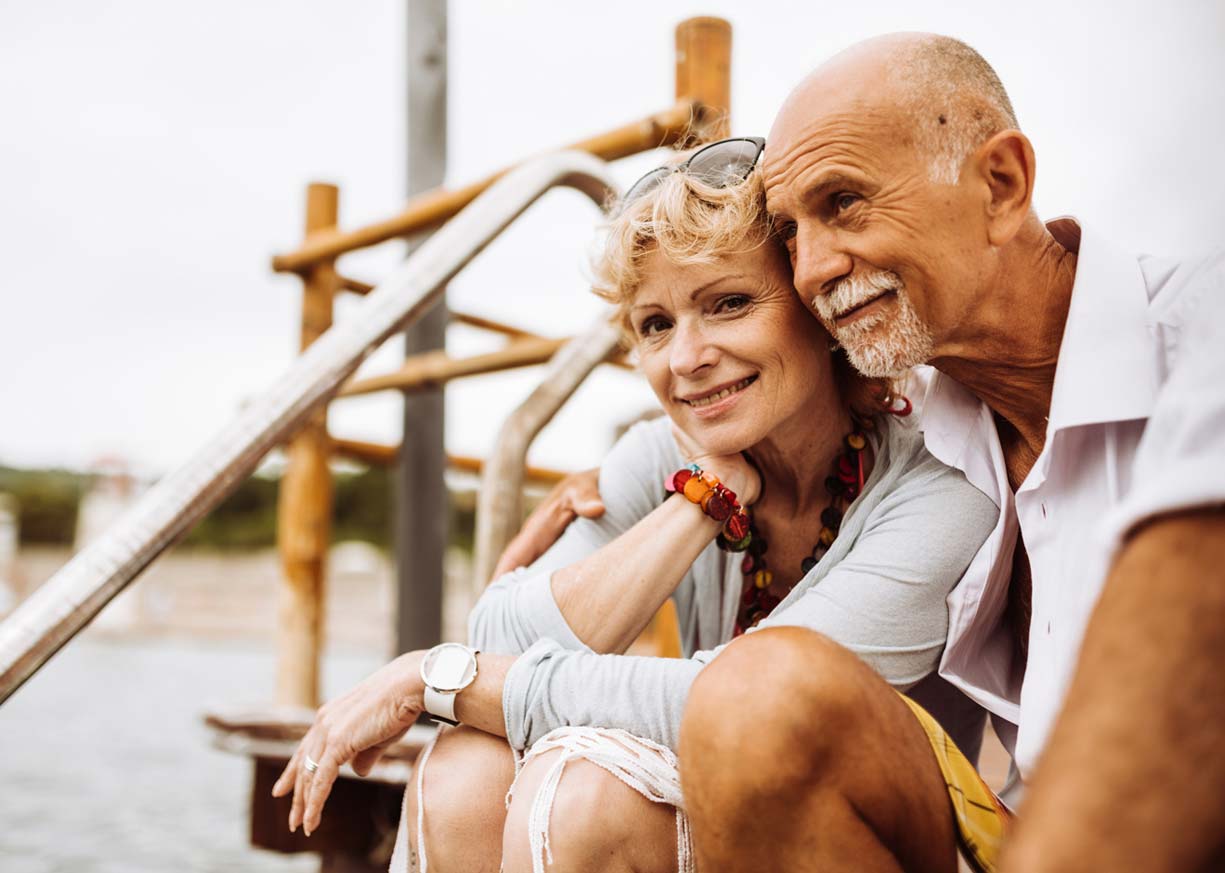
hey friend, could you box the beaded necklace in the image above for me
[733,423,870,636]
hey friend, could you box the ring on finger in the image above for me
[304,755,320,774]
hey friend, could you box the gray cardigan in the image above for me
[470,416,999,755]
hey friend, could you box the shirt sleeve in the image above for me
[501,446,1000,751]
[468,419,674,655]
[1101,250,1225,550]
[754,449,1000,688]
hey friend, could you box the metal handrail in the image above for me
[0,151,619,704]
[472,315,623,586]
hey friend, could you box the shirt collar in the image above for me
[912,366,1007,509]
[1043,217,1159,433]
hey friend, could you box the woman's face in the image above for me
[631,241,836,456]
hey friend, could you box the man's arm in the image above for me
[1000,507,1225,873]
[491,469,603,578]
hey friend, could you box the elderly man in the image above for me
[674,34,1225,873]
[497,32,1224,873]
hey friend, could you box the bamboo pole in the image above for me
[449,310,535,339]
[333,274,374,295]
[338,336,568,397]
[271,101,694,274]
[675,17,732,140]
[446,454,567,486]
[274,184,338,708]
[329,438,568,486]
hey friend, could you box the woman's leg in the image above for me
[404,725,517,873]
[501,746,682,873]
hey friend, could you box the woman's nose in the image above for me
[669,320,717,377]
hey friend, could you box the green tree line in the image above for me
[0,465,476,552]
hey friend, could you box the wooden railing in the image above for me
[268,16,731,708]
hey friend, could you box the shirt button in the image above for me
[1046,621,1052,634]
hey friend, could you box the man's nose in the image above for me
[670,320,716,377]
[791,223,852,305]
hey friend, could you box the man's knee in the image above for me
[680,627,879,792]
[411,726,515,871]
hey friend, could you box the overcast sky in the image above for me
[1,0,1222,477]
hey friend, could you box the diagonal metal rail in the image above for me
[0,151,619,704]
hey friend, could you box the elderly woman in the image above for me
[273,138,999,873]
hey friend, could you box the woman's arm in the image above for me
[547,494,721,652]
[471,419,757,655]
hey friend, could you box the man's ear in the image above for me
[970,129,1036,247]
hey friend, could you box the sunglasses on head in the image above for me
[622,136,766,205]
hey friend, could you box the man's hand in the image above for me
[491,469,604,578]
[271,651,425,836]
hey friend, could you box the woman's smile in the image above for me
[680,374,759,416]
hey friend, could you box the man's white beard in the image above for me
[812,269,935,378]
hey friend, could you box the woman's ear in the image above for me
[969,129,1037,247]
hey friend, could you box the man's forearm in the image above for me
[1000,509,1225,873]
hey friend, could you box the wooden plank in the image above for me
[249,756,403,856]
[274,182,337,707]
[270,101,694,274]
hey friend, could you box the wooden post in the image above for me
[397,0,448,656]
[275,182,338,707]
[675,16,732,141]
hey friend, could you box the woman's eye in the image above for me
[716,295,750,314]
[777,221,797,241]
[834,192,861,213]
[637,315,671,337]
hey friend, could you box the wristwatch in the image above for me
[419,642,480,725]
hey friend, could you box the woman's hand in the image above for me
[671,425,761,506]
[271,651,426,836]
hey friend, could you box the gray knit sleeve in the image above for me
[468,419,679,655]
[500,443,998,751]
[752,449,999,687]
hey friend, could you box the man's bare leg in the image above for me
[679,627,959,872]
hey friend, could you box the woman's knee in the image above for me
[409,726,516,872]
[502,752,677,873]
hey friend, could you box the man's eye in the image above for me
[834,192,861,213]
[638,316,671,337]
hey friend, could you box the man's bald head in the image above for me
[773,33,1018,184]
[763,33,1040,379]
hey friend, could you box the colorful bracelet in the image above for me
[665,464,752,552]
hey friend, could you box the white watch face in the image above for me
[422,643,477,693]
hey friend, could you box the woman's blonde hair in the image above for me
[591,151,894,418]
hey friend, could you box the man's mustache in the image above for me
[812,269,903,324]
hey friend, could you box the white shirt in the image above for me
[915,218,1225,779]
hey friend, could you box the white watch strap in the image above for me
[423,685,458,723]
[420,643,479,725]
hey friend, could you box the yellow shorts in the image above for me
[900,695,1013,873]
